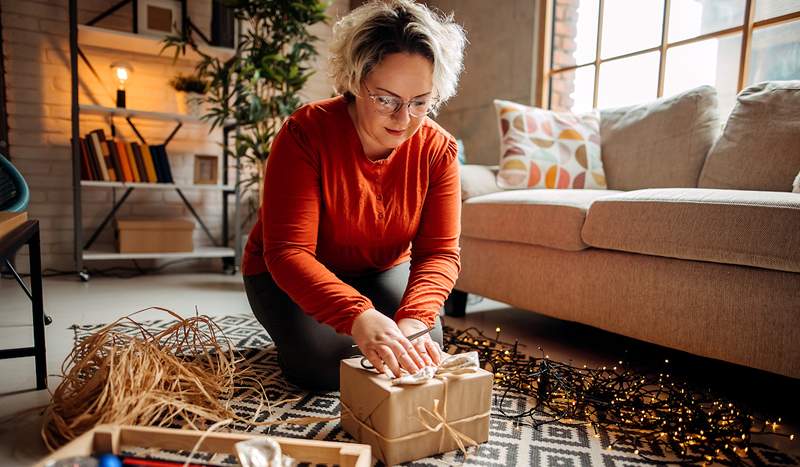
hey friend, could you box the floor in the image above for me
[0,271,797,465]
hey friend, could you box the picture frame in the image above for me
[137,0,182,38]
[193,154,219,185]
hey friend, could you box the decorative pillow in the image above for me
[793,171,800,193]
[494,99,606,190]
[601,85,719,190]
[698,81,800,192]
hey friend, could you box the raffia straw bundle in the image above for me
[42,308,333,451]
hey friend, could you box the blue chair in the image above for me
[0,154,30,212]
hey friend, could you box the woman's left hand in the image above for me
[397,318,443,367]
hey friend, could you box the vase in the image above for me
[176,91,204,117]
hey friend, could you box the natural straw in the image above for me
[42,307,334,451]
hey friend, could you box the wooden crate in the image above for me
[36,425,372,467]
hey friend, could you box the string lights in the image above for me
[442,325,794,465]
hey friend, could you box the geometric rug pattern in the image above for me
[72,315,800,467]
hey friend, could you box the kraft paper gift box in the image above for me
[339,352,492,465]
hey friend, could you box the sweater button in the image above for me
[376,194,383,201]
[378,212,384,219]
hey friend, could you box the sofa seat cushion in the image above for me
[462,189,621,251]
[582,188,800,272]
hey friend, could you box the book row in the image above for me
[77,129,175,183]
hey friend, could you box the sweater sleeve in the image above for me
[394,137,462,327]
[262,118,374,335]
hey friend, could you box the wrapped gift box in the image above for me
[115,218,194,253]
[339,353,492,465]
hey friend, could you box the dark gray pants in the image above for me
[243,261,444,391]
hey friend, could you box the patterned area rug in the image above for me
[72,315,799,467]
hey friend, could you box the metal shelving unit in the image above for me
[68,0,241,280]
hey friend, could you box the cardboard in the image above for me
[115,218,194,253]
[0,211,28,240]
[339,355,492,465]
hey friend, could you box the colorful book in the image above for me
[76,137,93,180]
[88,131,110,181]
[126,141,143,183]
[152,145,174,183]
[140,144,159,183]
[83,136,101,181]
[114,140,133,182]
[130,142,148,183]
[105,140,123,182]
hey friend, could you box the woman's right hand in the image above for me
[350,308,426,377]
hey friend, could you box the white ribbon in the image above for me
[391,351,480,385]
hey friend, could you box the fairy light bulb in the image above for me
[110,61,133,108]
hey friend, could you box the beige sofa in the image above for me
[448,82,800,379]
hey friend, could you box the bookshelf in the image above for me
[80,181,234,191]
[79,104,203,123]
[68,0,242,281]
[78,24,235,62]
[83,246,236,261]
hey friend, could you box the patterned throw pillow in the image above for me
[494,99,607,190]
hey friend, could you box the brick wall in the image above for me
[2,0,348,273]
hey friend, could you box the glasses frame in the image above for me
[364,83,436,118]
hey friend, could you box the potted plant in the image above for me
[162,0,327,228]
[169,74,209,117]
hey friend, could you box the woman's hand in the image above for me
[351,309,426,377]
[397,318,442,367]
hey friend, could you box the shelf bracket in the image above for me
[125,117,147,145]
[84,187,134,250]
[175,188,219,246]
[163,121,183,147]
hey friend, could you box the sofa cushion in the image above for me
[494,100,607,190]
[582,188,800,273]
[600,85,720,190]
[698,81,800,192]
[460,164,501,201]
[462,189,621,251]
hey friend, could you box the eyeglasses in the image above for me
[365,84,435,118]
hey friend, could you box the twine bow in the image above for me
[416,390,478,458]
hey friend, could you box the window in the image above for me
[538,0,800,116]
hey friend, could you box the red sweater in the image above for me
[242,96,461,335]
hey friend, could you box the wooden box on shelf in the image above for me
[35,424,372,467]
[193,154,219,185]
[115,218,194,253]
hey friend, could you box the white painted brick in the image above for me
[12,159,53,175]
[2,13,41,32]
[38,18,68,34]
[2,1,67,21]
[8,115,70,133]
[7,87,69,105]
[79,190,111,203]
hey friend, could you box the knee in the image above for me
[276,341,356,392]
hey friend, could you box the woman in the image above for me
[242,0,467,391]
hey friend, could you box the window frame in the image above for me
[535,0,800,109]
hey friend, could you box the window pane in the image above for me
[748,20,800,84]
[552,0,599,69]
[601,0,664,59]
[664,35,742,118]
[668,0,745,42]
[755,0,800,21]
[550,65,596,113]
[598,52,660,108]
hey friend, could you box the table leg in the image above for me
[29,227,47,390]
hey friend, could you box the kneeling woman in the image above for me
[242,0,467,390]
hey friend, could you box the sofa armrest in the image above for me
[460,164,501,201]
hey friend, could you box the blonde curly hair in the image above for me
[329,0,467,114]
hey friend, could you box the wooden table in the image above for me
[0,219,47,389]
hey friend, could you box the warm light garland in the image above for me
[442,325,794,465]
